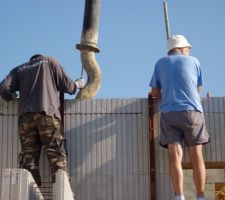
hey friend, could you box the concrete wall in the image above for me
[1,169,44,200]
[52,169,74,200]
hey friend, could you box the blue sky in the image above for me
[0,1,225,99]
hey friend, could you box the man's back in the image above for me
[151,53,203,112]
[0,55,76,119]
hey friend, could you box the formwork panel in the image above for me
[0,97,225,199]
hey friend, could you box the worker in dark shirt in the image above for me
[0,54,85,186]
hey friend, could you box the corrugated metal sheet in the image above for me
[64,98,150,200]
[0,98,150,200]
[0,99,20,198]
[0,97,225,199]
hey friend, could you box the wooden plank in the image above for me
[215,182,225,191]
[182,162,225,169]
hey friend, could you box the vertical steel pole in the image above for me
[163,1,171,39]
[148,94,157,200]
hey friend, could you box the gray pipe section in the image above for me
[76,0,101,99]
[163,1,171,39]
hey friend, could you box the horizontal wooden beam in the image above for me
[182,162,225,169]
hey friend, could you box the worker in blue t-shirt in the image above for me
[149,35,209,200]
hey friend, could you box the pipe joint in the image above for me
[76,43,100,53]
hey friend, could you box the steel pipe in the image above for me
[163,1,171,39]
[76,0,101,99]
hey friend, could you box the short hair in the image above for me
[30,54,43,61]
[167,48,180,55]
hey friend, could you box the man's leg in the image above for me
[168,144,184,196]
[18,113,42,186]
[188,144,206,197]
[39,115,68,183]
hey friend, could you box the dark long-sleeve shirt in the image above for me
[0,55,77,119]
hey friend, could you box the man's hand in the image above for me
[12,92,18,99]
[75,78,85,89]
[150,86,161,99]
[0,91,18,101]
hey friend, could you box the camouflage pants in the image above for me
[18,112,67,185]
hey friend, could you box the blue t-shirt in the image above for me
[149,53,203,112]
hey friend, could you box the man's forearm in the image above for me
[150,86,161,98]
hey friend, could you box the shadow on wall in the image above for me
[63,98,150,200]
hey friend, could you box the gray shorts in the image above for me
[160,110,209,148]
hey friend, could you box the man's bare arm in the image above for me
[149,86,161,98]
[197,86,202,93]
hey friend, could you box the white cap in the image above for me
[167,35,192,52]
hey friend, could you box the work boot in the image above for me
[30,169,42,186]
